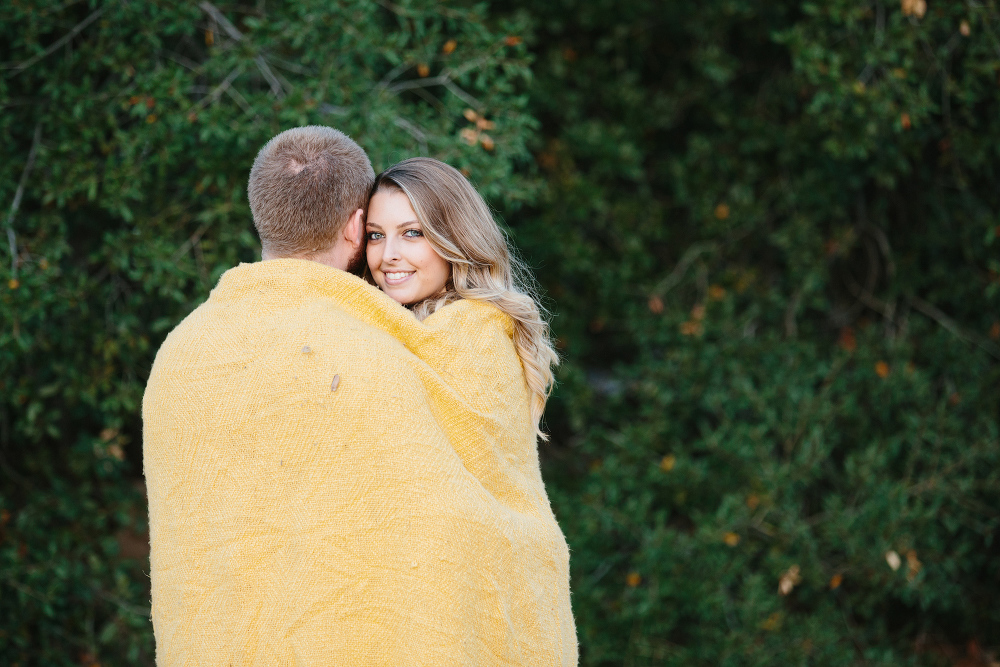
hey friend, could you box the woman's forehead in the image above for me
[367,190,419,228]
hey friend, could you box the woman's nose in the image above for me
[384,236,402,262]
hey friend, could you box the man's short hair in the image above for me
[248,126,375,257]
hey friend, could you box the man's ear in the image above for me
[342,208,364,249]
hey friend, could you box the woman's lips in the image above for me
[383,270,415,286]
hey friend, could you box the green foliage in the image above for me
[1,1,533,663]
[511,0,1000,663]
[3,0,1000,664]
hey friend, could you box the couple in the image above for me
[142,126,577,666]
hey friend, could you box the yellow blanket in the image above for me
[143,258,576,666]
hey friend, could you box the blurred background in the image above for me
[2,0,999,664]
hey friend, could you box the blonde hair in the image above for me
[371,157,559,439]
[249,126,374,257]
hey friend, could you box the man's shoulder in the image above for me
[153,291,404,372]
[143,260,431,420]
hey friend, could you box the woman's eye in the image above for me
[367,231,384,241]
[403,229,423,238]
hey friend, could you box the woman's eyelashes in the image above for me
[366,227,423,241]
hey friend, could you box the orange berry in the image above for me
[679,321,702,336]
[838,327,857,352]
[459,128,479,145]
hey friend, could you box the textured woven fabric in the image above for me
[142,258,576,666]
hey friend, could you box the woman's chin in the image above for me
[392,289,439,307]
[382,285,418,306]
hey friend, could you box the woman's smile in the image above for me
[383,270,415,284]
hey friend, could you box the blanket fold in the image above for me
[143,258,576,666]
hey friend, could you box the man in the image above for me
[143,126,576,666]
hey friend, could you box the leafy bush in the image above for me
[513,0,1000,663]
[3,0,999,664]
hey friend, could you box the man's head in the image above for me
[248,126,374,271]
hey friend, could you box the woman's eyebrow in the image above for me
[365,219,420,230]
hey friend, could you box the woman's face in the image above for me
[366,189,451,306]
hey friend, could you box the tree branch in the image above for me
[387,73,452,93]
[92,585,151,617]
[6,123,42,282]
[387,73,483,109]
[6,6,106,75]
[442,79,481,109]
[376,62,414,91]
[171,220,215,263]
[784,288,803,338]
[319,103,348,116]
[198,2,287,99]
[393,116,429,154]
[652,242,718,296]
[908,295,1000,361]
[198,1,243,41]
[372,0,466,19]
[225,85,254,115]
[193,66,244,110]
[254,54,285,98]
[164,49,201,72]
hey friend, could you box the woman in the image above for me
[363,158,576,663]
[364,157,558,440]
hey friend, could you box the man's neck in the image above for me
[262,246,345,271]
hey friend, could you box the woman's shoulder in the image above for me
[422,299,528,415]
[421,299,523,388]
[424,298,515,340]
